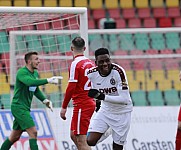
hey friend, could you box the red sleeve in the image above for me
[61,82,77,109]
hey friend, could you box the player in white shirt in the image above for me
[86,48,133,150]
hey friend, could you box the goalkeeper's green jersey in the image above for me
[11,66,48,110]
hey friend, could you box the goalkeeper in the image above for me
[0,51,62,150]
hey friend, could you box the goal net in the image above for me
[0,7,88,109]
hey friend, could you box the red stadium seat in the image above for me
[163,59,179,70]
[122,8,135,19]
[174,17,181,27]
[107,8,120,19]
[130,50,145,70]
[158,18,172,28]
[130,50,144,55]
[6,27,19,32]
[36,22,51,30]
[145,49,158,55]
[160,49,173,54]
[115,59,131,70]
[112,50,130,70]
[128,18,141,28]
[21,25,34,30]
[113,50,128,55]
[67,17,79,29]
[115,19,126,28]
[176,48,181,54]
[138,8,151,19]
[167,7,180,18]
[148,59,163,70]
[143,18,156,28]
[92,9,106,21]
[153,8,166,18]
[88,19,96,29]
[51,19,64,30]
[132,59,145,70]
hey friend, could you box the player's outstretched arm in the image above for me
[47,76,63,84]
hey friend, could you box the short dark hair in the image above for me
[72,37,85,50]
[24,51,38,64]
[95,48,109,58]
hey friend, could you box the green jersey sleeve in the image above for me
[34,87,46,102]
[17,68,48,86]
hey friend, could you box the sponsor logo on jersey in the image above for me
[99,87,117,94]
[110,77,116,85]
[0,109,58,150]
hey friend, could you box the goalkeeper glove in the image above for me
[43,99,53,112]
[88,89,105,100]
[47,76,63,84]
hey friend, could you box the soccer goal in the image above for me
[0,7,88,109]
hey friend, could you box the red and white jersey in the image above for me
[87,63,133,114]
[69,55,95,105]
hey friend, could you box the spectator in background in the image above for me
[87,48,133,150]
[0,51,62,150]
[60,37,96,150]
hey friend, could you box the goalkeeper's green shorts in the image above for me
[11,105,35,130]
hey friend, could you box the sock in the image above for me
[29,138,38,150]
[0,138,13,150]
[97,128,112,144]
[176,129,181,150]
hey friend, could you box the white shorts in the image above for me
[88,111,131,145]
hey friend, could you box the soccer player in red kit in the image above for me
[60,37,96,150]
[175,71,181,150]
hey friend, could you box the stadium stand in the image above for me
[164,89,180,105]
[167,7,180,18]
[138,8,151,19]
[135,0,149,8]
[105,0,119,9]
[122,8,135,19]
[174,17,181,27]
[153,8,166,18]
[148,89,165,106]
[166,0,179,7]
[120,0,133,8]
[158,18,172,28]
[150,0,164,8]
[107,8,120,19]
[0,0,11,6]
[131,90,148,106]
[59,0,73,7]
[89,0,103,9]
[14,0,27,6]
[115,19,126,28]
[29,0,42,7]
[74,0,88,7]
[44,0,57,7]
[143,18,156,28]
